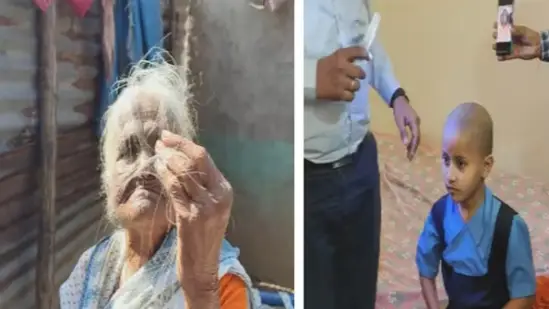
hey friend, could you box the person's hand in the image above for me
[392,97,421,161]
[156,130,233,309]
[492,23,541,61]
[316,46,370,101]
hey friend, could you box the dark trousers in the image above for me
[304,133,381,309]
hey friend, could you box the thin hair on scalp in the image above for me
[99,49,199,224]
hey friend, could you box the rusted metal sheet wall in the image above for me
[0,1,105,308]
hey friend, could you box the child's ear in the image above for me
[483,155,494,178]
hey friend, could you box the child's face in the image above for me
[441,130,493,204]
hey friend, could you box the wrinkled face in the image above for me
[100,59,196,229]
[105,97,172,229]
[441,127,492,204]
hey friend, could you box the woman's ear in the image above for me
[483,155,494,179]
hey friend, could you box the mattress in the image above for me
[373,133,549,309]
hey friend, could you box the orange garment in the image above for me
[534,276,549,309]
[220,274,248,309]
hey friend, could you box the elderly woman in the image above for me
[59,58,257,309]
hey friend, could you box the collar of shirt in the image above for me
[445,186,495,247]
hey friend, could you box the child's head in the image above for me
[441,102,494,204]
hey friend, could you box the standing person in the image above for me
[304,0,421,308]
[492,23,549,62]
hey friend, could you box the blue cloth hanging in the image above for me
[95,0,164,137]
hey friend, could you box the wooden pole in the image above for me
[169,0,180,58]
[36,1,57,309]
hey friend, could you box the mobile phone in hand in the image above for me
[495,0,514,56]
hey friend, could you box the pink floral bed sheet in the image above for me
[374,132,549,309]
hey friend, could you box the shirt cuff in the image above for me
[376,73,400,106]
[418,269,438,280]
[509,283,536,299]
[304,58,318,100]
[540,30,549,62]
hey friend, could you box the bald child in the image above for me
[415,103,536,309]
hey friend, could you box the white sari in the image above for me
[59,229,259,309]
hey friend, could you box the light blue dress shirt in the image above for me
[304,0,400,163]
[416,186,536,298]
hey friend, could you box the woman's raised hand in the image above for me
[156,130,233,308]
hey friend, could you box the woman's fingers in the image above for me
[156,130,232,213]
[160,130,219,187]
[161,168,199,220]
[167,161,210,202]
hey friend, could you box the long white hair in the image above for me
[99,50,196,216]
